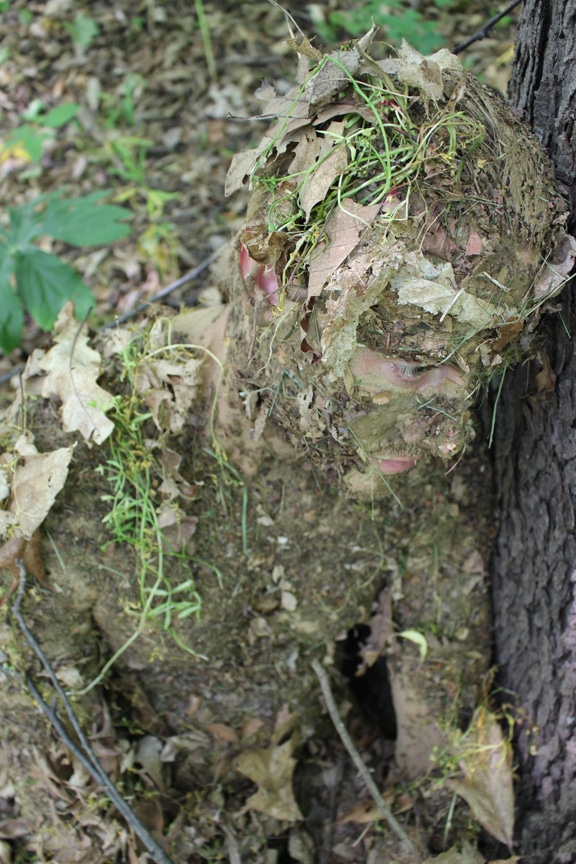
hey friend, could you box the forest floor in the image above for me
[0,2,522,863]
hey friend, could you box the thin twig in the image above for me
[0,365,25,387]
[100,248,221,329]
[311,659,419,857]
[12,562,177,864]
[452,0,523,54]
[0,249,221,386]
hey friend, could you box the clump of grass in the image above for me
[79,338,205,693]
[251,53,483,289]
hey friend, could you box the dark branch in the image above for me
[11,562,177,864]
[452,0,523,54]
[100,247,221,329]
[0,247,222,387]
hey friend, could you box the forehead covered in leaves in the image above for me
[227,31,574,377]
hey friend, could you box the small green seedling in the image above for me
[65,12,100,51]
[1,100,80,164]
[0,190,131,354]
[100,73,146,129]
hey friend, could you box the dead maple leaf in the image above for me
[446,708,515,851]
[38,303,115,444]
[236,735,303,822]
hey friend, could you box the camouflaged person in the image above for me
[198,33,576,496]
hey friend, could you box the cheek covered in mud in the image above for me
[345,386,472,474]
[344,347,472,473]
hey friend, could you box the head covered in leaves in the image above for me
[224,31,576,493]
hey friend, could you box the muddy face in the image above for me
[239,247,474,484]
[348,349,471,473]
[230,39,574,495]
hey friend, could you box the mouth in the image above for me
[371,455,419,474]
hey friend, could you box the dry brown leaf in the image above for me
[38,303,115,444]
[393,265,502,328]
[534,351,557,397]
[355,587,396,675]
[0,531,45,583]
[207,723,239,744]
[319,241,405,376]
[302,27,377,107]
[158,448,197,501]
[377,41,462,101]
[422,841,485,864]
[533,233,576,299]
[307,201,381,297]
[225,30,377,196]
[491,320,524,352]
[466,228,483,255]
[298,123,348,220]
[241,717,265,741]
[225,114,309,196]
[236,736,303,822]
[160,731,211,763]
[156,503,197,554]
[7,435,73,539]
[135,735,164,790]
[338,795,392,825]
[134,355,202,434]
[446,708,515,850]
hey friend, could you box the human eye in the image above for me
[389,363,429,380]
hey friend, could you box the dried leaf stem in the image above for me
[11,562,177,864]
[311,658,419,858]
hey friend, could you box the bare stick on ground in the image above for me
[11,561,177,864]
[312,658,420,858]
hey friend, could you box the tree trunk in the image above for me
[492,2,576,860]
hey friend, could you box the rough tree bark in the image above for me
[492,1,576,861]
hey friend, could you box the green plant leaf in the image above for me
[39,103,80,128]
[21,98,45,121]
[398,629,428,661]
[65,12,99,49]
[40,191,132,246]
[7,202,45,247]
[0,255,23,355]
[14,248,93,331]
[5,124,51,162]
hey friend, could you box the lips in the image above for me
[371,456,418,474]
[239,244,280,305]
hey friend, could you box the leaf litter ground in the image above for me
[0,2,523,862]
